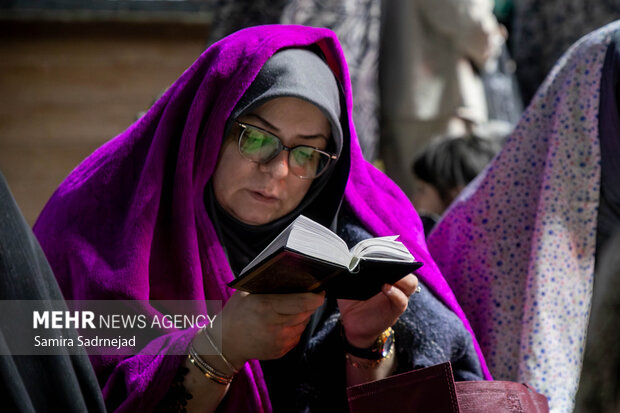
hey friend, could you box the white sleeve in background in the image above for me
[418,0,503,69]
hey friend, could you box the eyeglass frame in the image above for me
[234,120,338,179]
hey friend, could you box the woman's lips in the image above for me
[248,190,279,203]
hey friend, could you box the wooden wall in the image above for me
[0,20,208,225]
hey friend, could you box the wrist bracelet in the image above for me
[201,326,239,374]
[188,344,233,385]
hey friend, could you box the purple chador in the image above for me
[34,25,491,411]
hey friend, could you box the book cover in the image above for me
[228,247,423,300]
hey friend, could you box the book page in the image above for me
[350,236,414,262]
[286,215,351,267]
[240,215,350,276]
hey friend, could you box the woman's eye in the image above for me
[243,137,263,151]
[293,149,315,163]
[243,130,271,149]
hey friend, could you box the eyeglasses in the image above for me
[235,121,338,179]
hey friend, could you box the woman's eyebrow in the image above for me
[244,114,280,132]
[243,113,329,141]
[299,133,329,142]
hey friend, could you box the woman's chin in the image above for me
[231,210,278,226]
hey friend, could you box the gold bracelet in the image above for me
[201,326,239,374]
[188,344,233,385]
[345,340,395,368]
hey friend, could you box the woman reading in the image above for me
[34,25,490,412]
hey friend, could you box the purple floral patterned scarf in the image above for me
[428,20,620,413]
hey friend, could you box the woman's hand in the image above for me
[338,273,419,348]
[219,291,325,369]
[186,291,323,413]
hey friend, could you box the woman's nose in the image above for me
[260,150,290,179]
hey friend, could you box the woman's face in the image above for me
[412,179,446,216]
[213,97,331,225]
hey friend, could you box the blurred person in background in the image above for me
[511,0,620,105]
[379,0,503,198]
[411,123,506,236]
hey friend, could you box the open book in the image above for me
[228,215,423,300]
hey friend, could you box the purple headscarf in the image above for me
[427,20,620,413]
[34,25,490,412]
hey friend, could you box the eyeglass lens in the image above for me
[238,124,331,178]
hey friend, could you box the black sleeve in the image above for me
[0,172,107,413]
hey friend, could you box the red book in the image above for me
[347,362,549,413]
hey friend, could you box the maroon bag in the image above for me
[347,362,549,413]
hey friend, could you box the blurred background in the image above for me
[0,1,211,225]
[2,0,620,227]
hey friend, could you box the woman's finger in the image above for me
[381,283,409,314]
[391,273,419,297]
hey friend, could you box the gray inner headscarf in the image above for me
[229,47,343,157]
[208,47,347,275]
